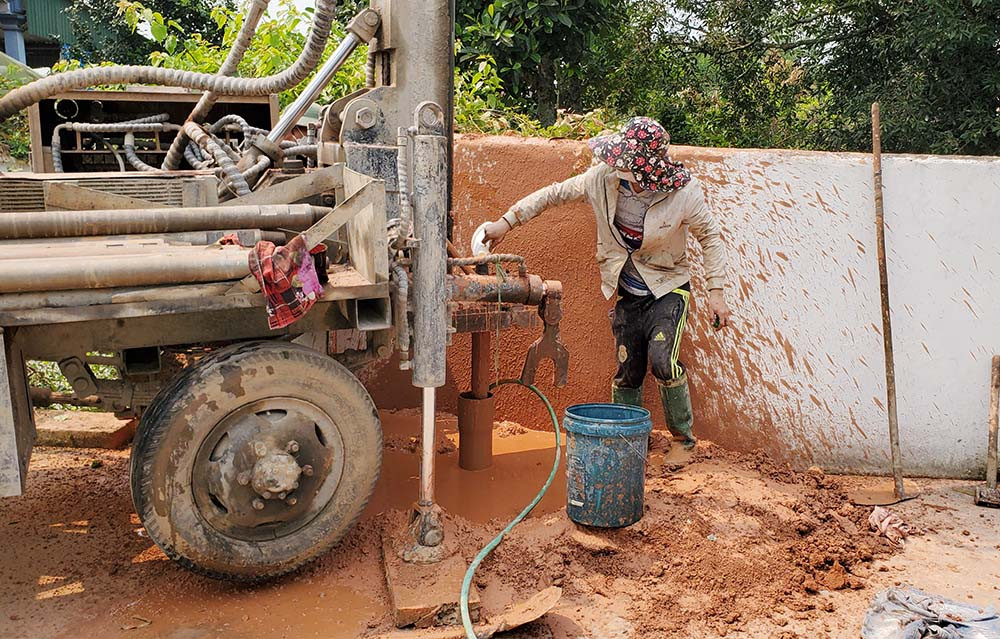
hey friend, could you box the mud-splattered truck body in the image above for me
[0,0,566,580]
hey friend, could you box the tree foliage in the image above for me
[65,0,234,65]
[456,0,616,125]
[572,0,1000,154]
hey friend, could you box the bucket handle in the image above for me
[617,432,648,462]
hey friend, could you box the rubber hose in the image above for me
[240,154,272,191]
[460,379,562,638]
[365,36,378,87]
[281,144,318,158]
[51,118,171,172]
[447,254,526,268]
[191,0,270,120]
[0,0,338,123]
[92,133,125,172]
[124,134,160,171]
[183,121,251,196]
[124,127,181,172]
[184,142,211,169]
[164,0,269,176]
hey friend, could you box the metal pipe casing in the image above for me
[0,204,327,239]
[0,230,284,247]
[0,248,251,293]
[410,131,449,388]
[447,273,546,306]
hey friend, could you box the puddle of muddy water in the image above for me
[366,412,566,523]
[97,581,377,639]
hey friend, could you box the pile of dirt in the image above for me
[370,443,898,638]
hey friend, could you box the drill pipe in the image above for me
[447,273,547,306]
[0,248,251,293]
[0,204,327,239]
[0,230,284,247]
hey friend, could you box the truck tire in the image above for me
[130,340,382,581]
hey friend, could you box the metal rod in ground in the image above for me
[420,386,436,505]
[986,355,999,491]
[872,102,906,500]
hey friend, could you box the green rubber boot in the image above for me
[611,384,643,408]
[658,375,696,449]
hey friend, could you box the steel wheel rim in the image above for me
[191,397,346,542]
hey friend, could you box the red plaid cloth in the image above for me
[249,234,323,330]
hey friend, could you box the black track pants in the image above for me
[611,284,691,389]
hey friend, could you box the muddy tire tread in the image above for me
[130,341,382,583]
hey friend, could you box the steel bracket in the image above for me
[520,281,569,388]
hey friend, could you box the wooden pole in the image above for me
[987,355,1000,491]
[872,102,906,499]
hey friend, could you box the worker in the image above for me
[482,117,730,449]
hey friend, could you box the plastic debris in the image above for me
[862,586,1000,639]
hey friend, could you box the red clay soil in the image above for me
[0,424,899,639]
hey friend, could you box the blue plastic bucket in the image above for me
[563,403,652,528]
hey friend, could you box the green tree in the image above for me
[65,0,234,65]
[456,0,616,125]
[581,0,1000,154]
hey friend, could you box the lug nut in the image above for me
[236,471,250,486]
[302,465,314,476]
[278,492,287,500]
[292,481,299,490]
[286,497,298,506]
[252,499,265,510]
[253,442,267,458]
[262,491,271,499]
[287,441,300,454]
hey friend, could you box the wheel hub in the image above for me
[250,446,302,500]
[192,398,345,541]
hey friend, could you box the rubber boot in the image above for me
[658,375,696,449]
[612,384,643,408]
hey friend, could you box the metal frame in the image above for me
[0,164,390,495]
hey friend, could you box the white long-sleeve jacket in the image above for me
[502,163,727,300]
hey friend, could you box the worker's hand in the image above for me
[708,289,731,330]
[482,219,512,248]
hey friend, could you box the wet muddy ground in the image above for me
[1,411,998,639]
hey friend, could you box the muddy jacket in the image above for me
[502,163,727,300]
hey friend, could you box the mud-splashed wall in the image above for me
[364,136,1000,478]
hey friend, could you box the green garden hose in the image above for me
[460,378,562,638]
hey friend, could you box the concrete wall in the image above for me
[364,135,1000,478]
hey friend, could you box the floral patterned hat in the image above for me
[588,116,691,192]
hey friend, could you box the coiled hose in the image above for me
[183,121,251,196]
[0,0,338,123]
[51,115,171,172]
[460,379,562,638]
[162,0,272,170]
[123,126,181,171]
